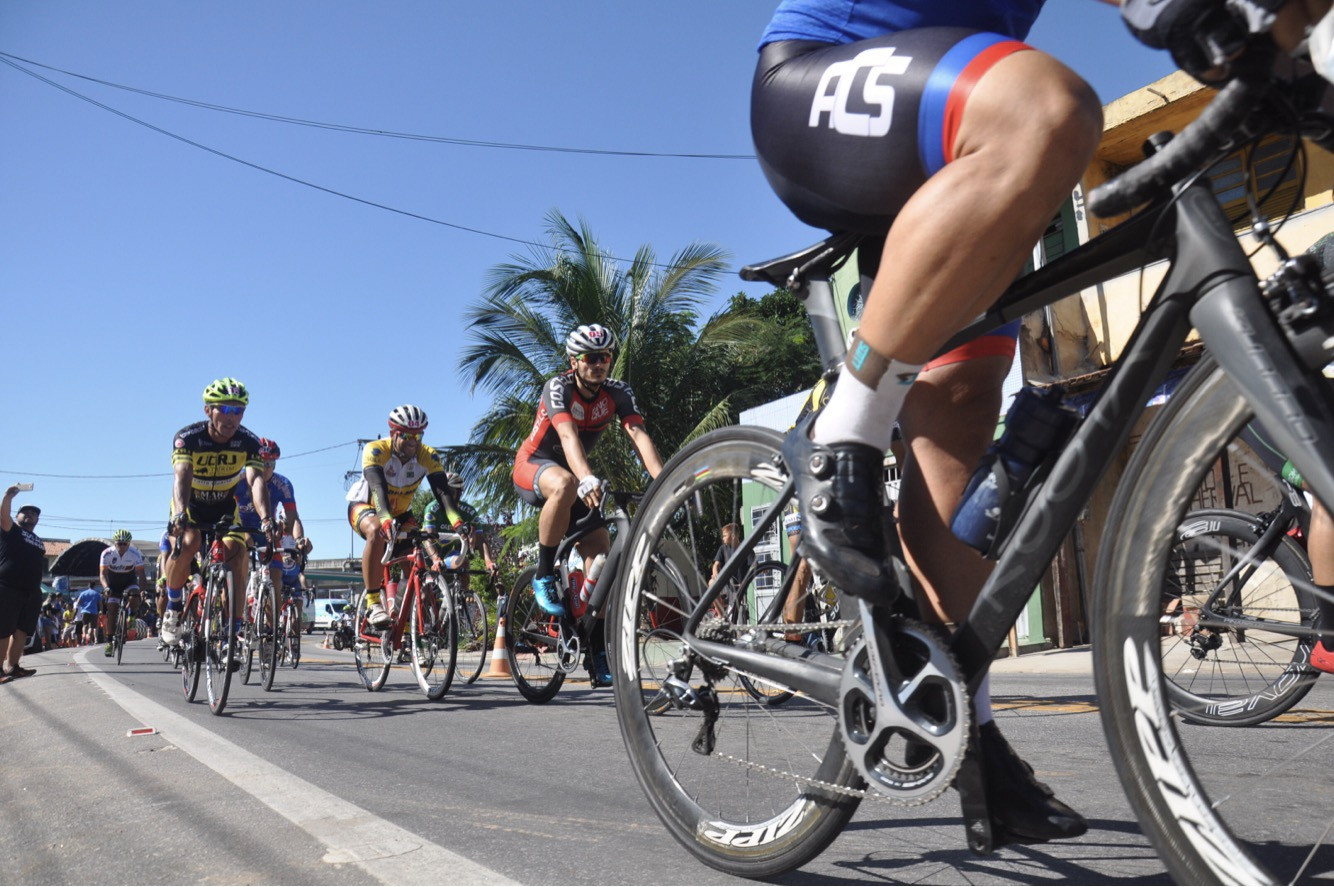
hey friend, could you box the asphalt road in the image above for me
[1,638,1324,885]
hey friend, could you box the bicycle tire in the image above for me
[240,581,258,686]
[352,591,392,692]
[455,583,489,685]
[114,607,127,666]
[283,598,302,668]
[203,567,237,716]
[258,581,278,692]
[733,560,796,706]
[1161,509,1317,726]
[1094,359,1326,884]
[409,576,458,700]
[610,426,861,878]
[181,596,204,702]
[505,567,566,703]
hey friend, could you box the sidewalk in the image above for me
[989,643,1093,676]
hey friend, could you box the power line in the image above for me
[0,439,359,479]
[0,50,756,161]
[0,55,735,270]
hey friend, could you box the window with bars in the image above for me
[1207,133,1303,228]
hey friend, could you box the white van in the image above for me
[305,596,352,634]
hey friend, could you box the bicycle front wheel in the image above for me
[410,577,458,700]
[1095,360,1329,884]
[202,568,237,716]
[283,598,302,668]
[114,607,127,666]
[258,582,279,692]
[181,597,203,702]
[1160,509,1317,726]
[352,592,392,692]
[455,584,489,685]
[610,426,862,878]
[505,567,565,703]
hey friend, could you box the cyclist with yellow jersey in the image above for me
[346,404,464,628]
[161,378,276,651]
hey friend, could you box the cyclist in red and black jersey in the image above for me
[513,324,664,635]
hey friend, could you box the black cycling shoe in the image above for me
[779,415,895,602]
[979,721,1087,844]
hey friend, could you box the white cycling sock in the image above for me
[811,360,920,451]
[975,673,993,724]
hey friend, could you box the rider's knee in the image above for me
[543,470,578,504]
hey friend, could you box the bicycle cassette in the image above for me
[838,612,970,805]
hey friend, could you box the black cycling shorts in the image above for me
[0,581,40,639]
[752,29,1032,234]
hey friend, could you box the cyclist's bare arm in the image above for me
[171,461,193,522]
[245,465,273,525]
[626,423,664,480]
[554,422,601,506]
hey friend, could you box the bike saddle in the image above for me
[740,231,865,288]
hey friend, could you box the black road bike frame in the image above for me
[685,172,1334,709]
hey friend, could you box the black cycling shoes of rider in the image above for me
[980,721,1088,845]
[780,414,896,602]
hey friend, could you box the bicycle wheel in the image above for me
[258,582,279,692]
[1160,509,1317,726]
[610,426,862,878]
[240,587,258,686]
[1095,360,1330,884]
[181,596,204,702]
[352,591,392,692]
[283,599,302,668]
[202,567,237,716]
[732,560,796,706]
[505,567,566,703]
[409,577,458,700]
[455,584,489,685]
[114,607,127,666]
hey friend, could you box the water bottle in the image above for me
[951,386,1076,556]
[568,570,587,618]
[581,554,607,611]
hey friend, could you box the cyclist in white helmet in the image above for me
[512,324,664,684]
[347,405,465,628]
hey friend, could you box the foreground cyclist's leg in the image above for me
[574,531,613,686]
[162,527,202,645]
[530,464,577,616]
[1307,501,1334,670]
[351,504,392,629]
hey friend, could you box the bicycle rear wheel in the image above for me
[352,592,392,692]
[1095,360,1330,884]
[455,584,489,685]
[258,582,278,692]
[410,577,458,700]
[202,568,237,716]
[610,426,862,878]
[1161,509,1317,726]
[505,567,566,703]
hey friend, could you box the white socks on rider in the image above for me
[811,335,920,451]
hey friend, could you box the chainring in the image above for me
[838,616,970,805]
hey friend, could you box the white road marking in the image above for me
[78,649,515,885]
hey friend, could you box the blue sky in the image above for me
[0,2,1176,558]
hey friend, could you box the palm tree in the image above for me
[452,210,756,529]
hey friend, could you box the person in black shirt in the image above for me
[0,486,46,680]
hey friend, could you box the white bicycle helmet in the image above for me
[387,404,428,433]
[565,323,617,357]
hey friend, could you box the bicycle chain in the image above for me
[710,752,889,803]
[748,619,858,634]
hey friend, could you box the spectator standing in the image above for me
[73,583,102,646]
[0,486,46,680]
[709,523,754,615]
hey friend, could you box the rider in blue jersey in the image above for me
[754,0,1109,846]
[236,439,311,594]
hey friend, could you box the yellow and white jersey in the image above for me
[346,437,446,515]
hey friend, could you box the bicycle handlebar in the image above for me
[1088,66,1271,218]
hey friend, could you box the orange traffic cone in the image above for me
[484,616,512,678]
[321,634,332,650]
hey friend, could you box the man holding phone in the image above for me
[0,483,44,681]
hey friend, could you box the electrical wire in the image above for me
[0,50,755,160]
[0,439,359,479]
[0,54,735,270]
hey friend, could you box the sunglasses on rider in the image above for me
[395,430,423,441]
[212,404,245,415]
[578,352,612,365]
